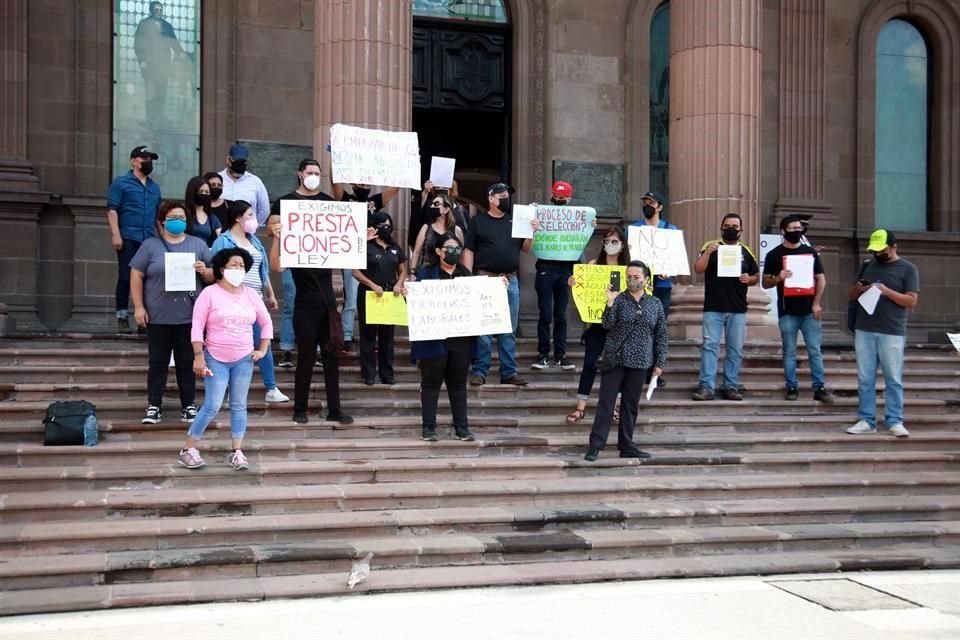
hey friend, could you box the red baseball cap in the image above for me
[551,181,573,199]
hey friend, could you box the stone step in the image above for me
[1,471,958,525]
[1,545,958,616]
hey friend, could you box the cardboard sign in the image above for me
[364,291,408,326]
[428,156,456,189]
[527,205,597,261]
[279,199,367,269]
[571,263,628,324]
[164,253,197,292]
[406,276,511,341]
[627,225,691,276]
[329,123,421,189]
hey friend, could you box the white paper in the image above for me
[646,376,659,401]
[858,285,882,315]
[511,205,536,239]
[716,244,742,278]
[946,333,960,352]
[406,276,512,341]
[329,123,421,189]
[784,254,815,289]
[627,226,691,276]
[164,253,197,292]
[428,156,456,189]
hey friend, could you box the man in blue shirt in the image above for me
[107,145,162,334]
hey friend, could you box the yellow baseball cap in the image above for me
[866,229,896,252]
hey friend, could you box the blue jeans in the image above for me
[341,268,359,342]
[115,238,142,316]
[535,265,571,358]
[698,311,746,392]
[188,351,254,440]
[779,313,825,390]
[280,270,296,351]
[473,274,519,381]
[855,330,905,427]
[252,321,277,391]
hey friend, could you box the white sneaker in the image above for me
[265,388,289,403]
[846,420,877,435]
[230,449,249,470]
[887,423,910,438]
[177,447,205,469]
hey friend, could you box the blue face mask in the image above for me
[164,219,187,235]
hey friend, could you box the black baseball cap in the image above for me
[642,191,665,205]
[130,145,158,159]
[487,182,515,196]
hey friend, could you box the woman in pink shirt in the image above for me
[177,247,272,470]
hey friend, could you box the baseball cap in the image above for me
[642,191,665,205]
[551,181,574,199]
[228,143,250,160]
[130,145,158,159]
[866,229,897,252]
[487,182,515,196]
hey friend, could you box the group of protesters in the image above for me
[107,142,920,469]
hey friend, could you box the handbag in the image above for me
[846,259,871,332]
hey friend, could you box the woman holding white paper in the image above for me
[410,194,463,270]
[129,200,214,425]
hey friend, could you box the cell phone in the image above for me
[609,271,621,292]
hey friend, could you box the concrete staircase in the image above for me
[0,334,958,615]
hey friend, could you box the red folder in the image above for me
[782,255,815,297]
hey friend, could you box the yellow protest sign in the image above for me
[364,291,408,326]
[571,264,627,323]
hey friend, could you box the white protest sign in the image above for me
[511,205,536,239]
[329,123,421,189]
[280,199,367,270]
[784,254,815,289]
[164,253,196,291]
[947,333,960,352]
[406,276,511,341]
[758,234,781,318]
[627,225,691,276]
[428,156,456,189]
[716,244,742,277]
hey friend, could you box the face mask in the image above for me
[783,230,803,244]
[140,161,154,176]
[195,193,210,206]
[441,247,462,266]
[603,241,621,255]
[642,204,657,219]
[230,160,247,175]
[164,219,187,235]
[497,196,510,212]
[376,226,393,241]
[209,186,223,200]
[428,205,442,220]
[223,269,246,287]
[354,187,371,200]
[242,218,259,235]
[626,277,645,292]
[872,251,892,264]
[721,227,740,242]
[302,174,321,191]
[551,197,568,206]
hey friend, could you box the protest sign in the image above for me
[406,276,511,341]
[627,225,691,276]
[428,156,456,189]
[717,244,742,277]
[329,123,421,189]
[164,253,196,292]
[571,263,627,324]
[280,199,367,269]
[364,291,408,326]
[511,205,536,239]
[528,205,597,261]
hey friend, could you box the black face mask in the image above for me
[354,187,371,200]
[642,204,657,219]
[230,160,247,175]
[209,187,223,201]
[721,227,741,242]
[427,206,442,221]
[783,230,803,244]
[376,226,392,242]
[872,251,892,264]
[551,197,568,206]
[140,161,154,175]
[195,193,210,207]
[497,197,510,212]
[441,247,462,266]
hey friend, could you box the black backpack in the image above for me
[42,400,96,446]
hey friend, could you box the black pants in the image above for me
[115,238,142,314]
[419,340,471,431]
[146,323,195,408]
[587,366,649,452]
[576,326,608,398]
[357,287,396,382]
[293,307,342,415]
[535,265,572,358]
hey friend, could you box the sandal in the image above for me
[565,408,586,424]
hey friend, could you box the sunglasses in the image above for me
[602,239,622,245]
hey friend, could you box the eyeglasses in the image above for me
[164,215,187,221]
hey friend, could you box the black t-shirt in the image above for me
[701,242,760,313]
[271,189,335,216]
[290,268,335,311]
[209,200,230,226]
[762,243,824,317]
[464,210,524,273]
[361,241,406,289]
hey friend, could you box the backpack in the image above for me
[42,400,97,446]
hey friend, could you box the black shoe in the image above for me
[691,386,714,401]
[785,387,799,401]
[620,448,653,460]
[278,351,294,368]
[501,375,529,386]
[531,356,550,370]
[656,376,667,388]
[814,388,835,404]
[292,413,309,424]
[584,447,601,462]
[341,341,353,353]
[454,428,475,442]
[363,378,375,386]
[554,356,576,371]
[325,412,354,425]
[117,318,132,334]
[180,405,198,422]
[421,427,439,442]
[381,378,395,385]
[721,388,743,401]
[142,405,162,424]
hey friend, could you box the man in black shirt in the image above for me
[762,215,834,403]
[462,182,539,386]
[692,213,760,401]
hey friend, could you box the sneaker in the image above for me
[620,448,653,460]
[325,411,354,425]
[117,318,132,334]
[180,405,197,422]
[177,447,205,469]
[531,356,550,370]
[691,386,714,401]
[230,449,249,470]
[887,423,910,438]
[554,357,576,371]
[341,341,353,353]
[584,447,601,462]
[721,388,743,401]
[501,375,529,386]
[421,427,439,442]
[278,351,294,368]
[846,420,877,435]
[314,358,324,369]
[265,388,290,403]
[142,405,162,424]
[292,413,309,424]
[454,427,475,442]
[470,375,486,386]
[656,376,667,388]
[813,388,835,404]
[785,387,799,401]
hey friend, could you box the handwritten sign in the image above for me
[406,276,511,341]
[571,263,627,324]
[627,226,691,276]
[330,123,421,189]
[365,291,408,326]
[527,205,597,261]
[164,253,197,292]
[280,199,367,269]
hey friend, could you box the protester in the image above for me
[691,213,760,401]
[412,180,469,251]
[846,229,919,438]
[184,175,221,247]
[178,247,272,470]
[107,145,162,334]
[762,215,834,403]
[203,171,230,224]
[584,260,667,461]
[566,227,631,424]
[462,182,538,386]
[219,143,271,225]
[129,200,213,424]
[352,212,407,385]
[410,194,463,270]
[212,201,287,403]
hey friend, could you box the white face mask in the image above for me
[303,174,321,191]
[223,268,246,287]
[603,241,621,255]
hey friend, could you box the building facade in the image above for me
[0,0,957,340]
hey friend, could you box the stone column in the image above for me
[60,196,118,332]
[0,0,37,190]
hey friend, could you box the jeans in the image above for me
[341,268,359,342]
[251,321,277,391]
[280,270,296,351]
[698,311,746,392]
[535,265,572,359]
[293,306,342,416]
[187,351,254,440]
[146,323,195,408]
[653,286,672,320]
[855,330,905,427]
[115,238,142,316]
[357,286,396,382]
[779,313,825,390]
[576,326,608,400]
[419,340,471,432]
[472,274,519,381]
[588,366,649,452]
